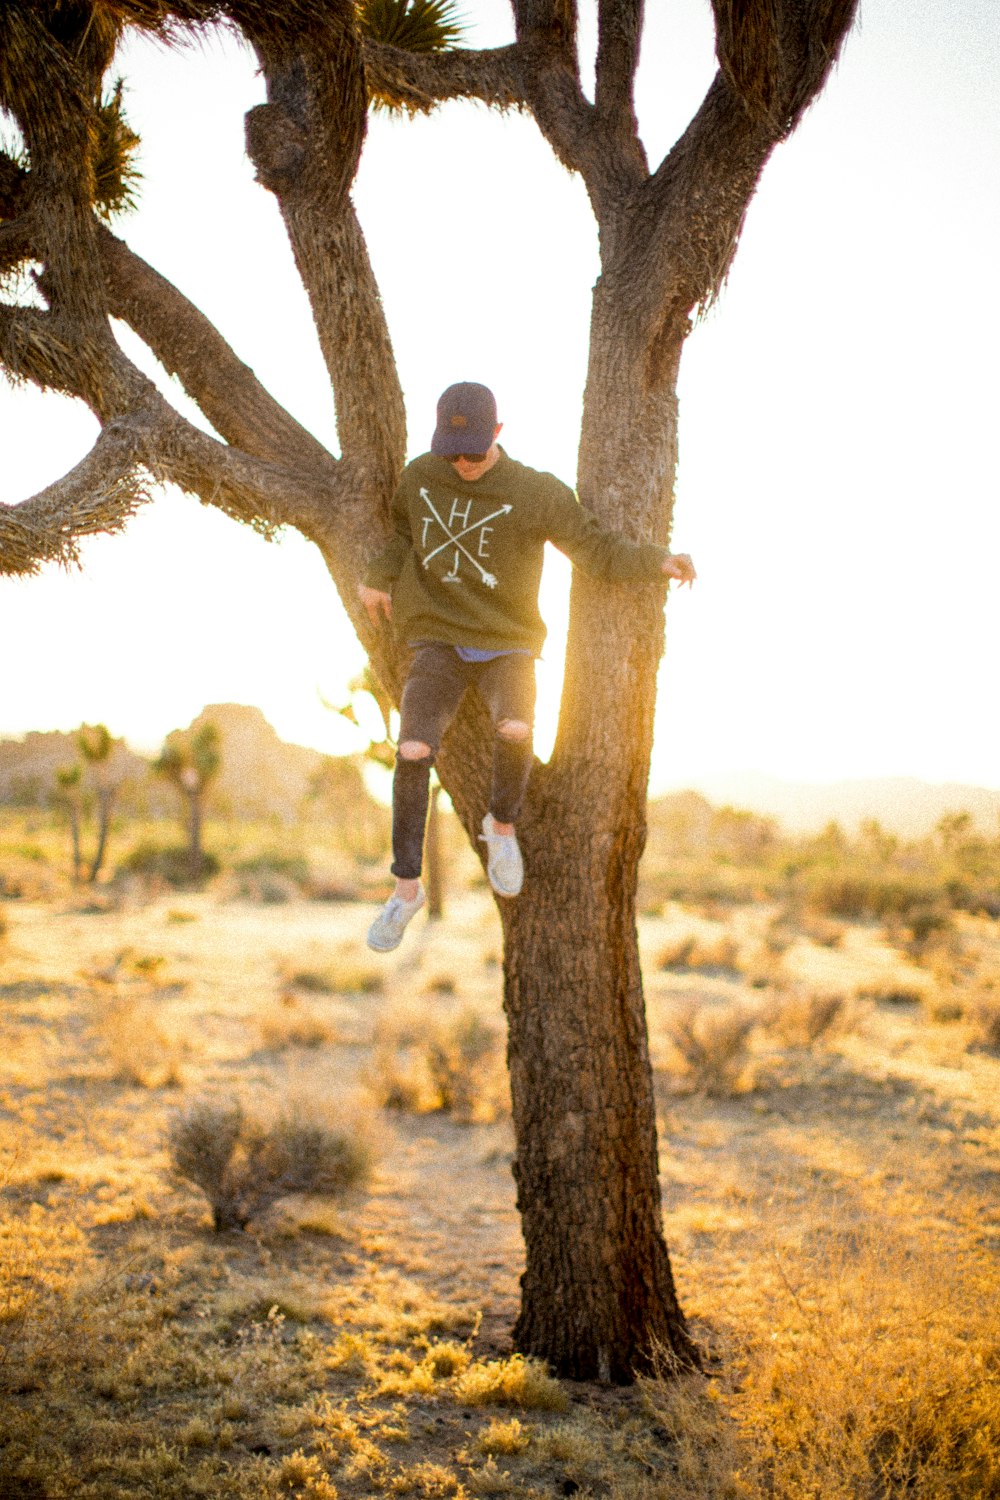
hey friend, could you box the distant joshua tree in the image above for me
[54,762,84,883]
[53,722,122,882]
[78,722,118,881]
[154,723,221,880]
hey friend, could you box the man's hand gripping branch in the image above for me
[359,584,393,626]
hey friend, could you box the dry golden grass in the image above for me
[763,988,853,1049]
[729,1227,1000,1498]
[91,990,186,1088]
[657,932,742,975]
[260,992,337,1051]
[3,833,1000,1499]
[456,1354,571,1412]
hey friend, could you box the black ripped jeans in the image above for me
[391,643,536,880]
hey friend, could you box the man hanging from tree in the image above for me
[359,381,696,952]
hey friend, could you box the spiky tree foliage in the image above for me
[0,0,857,1378]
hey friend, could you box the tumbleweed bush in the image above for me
[665,1003,757,1096]
[168,1099,372,1230]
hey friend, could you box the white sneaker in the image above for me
[367,885,425,952]
[479,814,524,898]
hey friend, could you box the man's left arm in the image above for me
[541,479,696,587]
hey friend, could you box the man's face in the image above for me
[446,423,503,482]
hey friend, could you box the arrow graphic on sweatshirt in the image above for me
[418,489,512,588]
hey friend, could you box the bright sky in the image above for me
[1,0,998,793]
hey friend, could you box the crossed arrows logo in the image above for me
[419,488,511,590]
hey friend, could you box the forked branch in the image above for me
[97,224,338,479]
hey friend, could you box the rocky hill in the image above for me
[0,704,369,822]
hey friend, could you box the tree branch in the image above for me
[0,305,94,396]
[0,150,28,218]
[240,11,407,500]
[96,223,338,480]
[363,41,526,112]
[710,0,857,131]
[595,0,643,127]
[520,0,579,52]
[633,0,856,367]
[710,0,783,126]
[0,411,157,576]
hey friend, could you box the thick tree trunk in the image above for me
[495,299,695,1380]
[87,786,114,883]
[68,806,82,885]
[187,791,204,881]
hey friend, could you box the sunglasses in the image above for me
[447,451,489,465]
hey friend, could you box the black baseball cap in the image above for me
[431,382,498,457]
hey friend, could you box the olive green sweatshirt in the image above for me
[363,450,668,655]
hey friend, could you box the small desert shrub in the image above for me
[121,841,220,886]
[259,995,334,1051]
[168,1099,371,1231]
[638,1361,740,1500]
[968,994,1000,1051]
[806,873,942,922]
[0,904,8,940]
[234,850,309,884]
[924,990,965,1023]
[664,1003,756,1096]
[93,994,184,1089]
[371,1008,507,1122]
[904,903,955,960]
[312,953,383,996]
[657,933,741,976]
[424,972,458,996]
[857,980,925,1007]
[475,1417,531,1456]
[225,850,309,904]
[283,965,339,994]
[765,990,850,1049]
[456,1354,569,1412]
[426,1009,504,1118]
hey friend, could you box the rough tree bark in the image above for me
[0,0,857,1380]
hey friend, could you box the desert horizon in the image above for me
[4,700,1000,840]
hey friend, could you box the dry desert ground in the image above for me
[2,838,1000,1498]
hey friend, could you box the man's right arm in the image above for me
[359,474,413,625]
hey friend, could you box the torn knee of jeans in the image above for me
[398,740,433,764]
[496,719,531,743]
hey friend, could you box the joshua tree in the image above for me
[78,721,119,881]
[53,762,84,883]
[154,723,221,880]
[0,0,857,1378]
[52,722,121,881]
